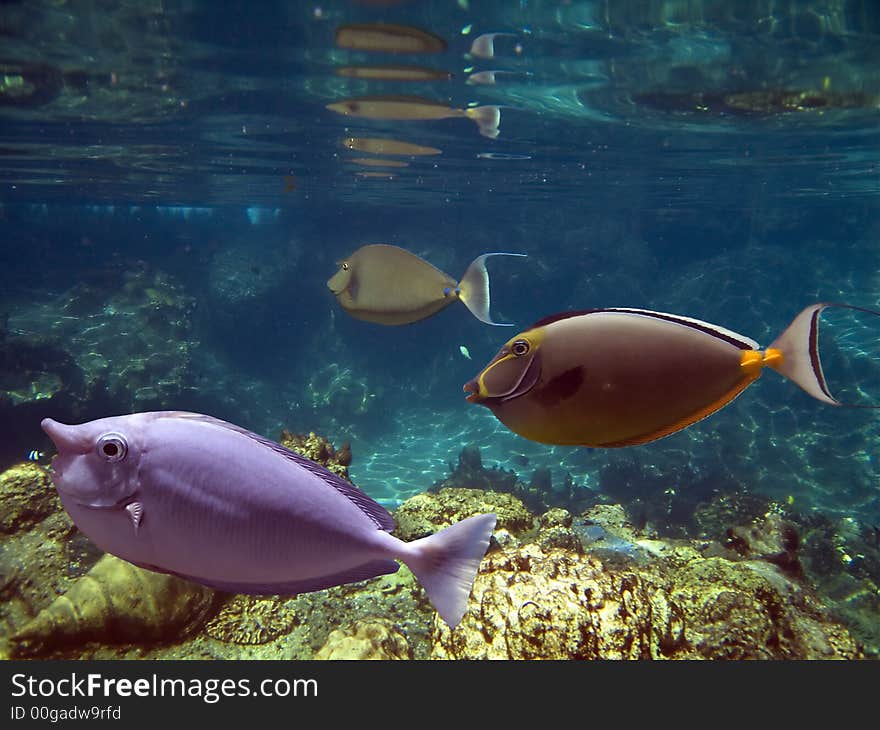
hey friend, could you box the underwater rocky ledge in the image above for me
[0,433,876,661]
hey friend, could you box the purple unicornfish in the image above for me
[42,412,497,628]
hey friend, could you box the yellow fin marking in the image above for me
[740,349,764,377]
[763,347,784,370]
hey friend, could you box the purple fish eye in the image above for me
[511,339,530,356]
[96,433,128,463]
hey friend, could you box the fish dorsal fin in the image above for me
[530,308,759,350]
[163,412,395,531]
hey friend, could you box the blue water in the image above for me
[2,0,879,532]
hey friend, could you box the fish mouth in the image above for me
[463,379,482,403]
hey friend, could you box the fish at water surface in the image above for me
[464,303,880,447]
[327,243,525,326]
[325,95,502,138]
[41,412,497,628]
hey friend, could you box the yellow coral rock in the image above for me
[0,462,58,533]
[315,619,411,660]
[11,554,215,657]
[394,488,534,542]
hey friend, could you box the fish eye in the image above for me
[96,433,128,463]
[511,339,530,356]
[342,262,349,271]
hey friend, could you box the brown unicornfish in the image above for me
[326,95,502,138]
[464,304,880,446]
[327,244,525,326]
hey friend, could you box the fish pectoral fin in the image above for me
[168,560,401,596]
[125,501,144,534]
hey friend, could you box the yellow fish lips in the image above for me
[464,334,543,404]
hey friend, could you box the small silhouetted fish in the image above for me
[336,65,452,82]
[42,412,497,628]
[335,23,447,54]
[327,243,525,326]
[512,453,529,467]
[326,95,502,138]
[343,137,441,156]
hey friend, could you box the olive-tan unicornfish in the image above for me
[464,303,880,446]
[327,244,526,326]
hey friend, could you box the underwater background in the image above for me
[1,0,879,659]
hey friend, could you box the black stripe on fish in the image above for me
[163,412,395,532]
[808,307,834,401]
[529,308,757,350]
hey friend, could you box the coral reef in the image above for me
[431,534,861,660]
[0,461,96,648]
[1,267,197,467]
[0,463,57,534]
[393,487,534,543]
[722,512,803,578]
[315,619,411,660]
[203,595,299,645]
[278,430,352,480]
[286,567,432,660]
[0,456,870,660]
[431,446,598,515]
[11,554,216,658]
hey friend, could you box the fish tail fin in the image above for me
[400,513,496,628]
[465,105,501,138]
[458,252,527,326]
[768,302,880,406]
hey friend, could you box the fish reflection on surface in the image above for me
[468,32,516,59]
[343,137,441,156]
[350,157,409,167]
[335,23,447,54]
[336,65,452,82]
[327,95,501,138]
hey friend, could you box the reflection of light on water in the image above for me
[156,206,213,220]
[246,207,281,225]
